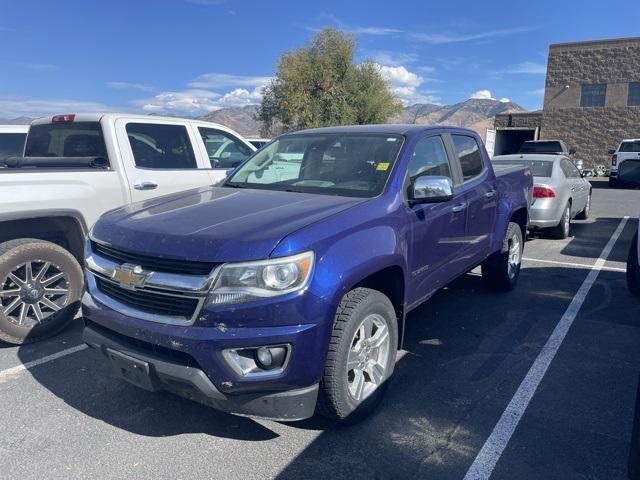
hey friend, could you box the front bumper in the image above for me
[83,325,318,421]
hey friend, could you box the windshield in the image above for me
[493,159,554,177]
[225,134,404,198]
[519,141,563,154]
[620,141,640,152]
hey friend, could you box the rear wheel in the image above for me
[317,288,398,423]
[576,192,591,220]
[0,239,83,345]
[609,178,618,188]
[481,222,523,292]
[628,233,640,297]
[549,203,571,239]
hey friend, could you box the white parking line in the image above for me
[0,344,88,383]
[464,216,629,480]
[523,256,627,273]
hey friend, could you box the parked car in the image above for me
[247,138,270,149]
[518,140,576,156]
[82,125,532,423]
[581,169,595,177]
[609,139,640,188]
[492,154,591,239]
[0,113,255,344]
[628,213,640,295]
[0,125,28,160]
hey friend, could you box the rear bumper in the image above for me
[528,198,564,229]
[83,325,319,421]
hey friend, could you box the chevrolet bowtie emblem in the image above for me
[112,263,148,290]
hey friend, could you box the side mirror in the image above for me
[608,149,616,155]
[569,147,577,155]
[410,175,454,204]
[225,169,234,177]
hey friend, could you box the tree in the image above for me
[256,28,402,136]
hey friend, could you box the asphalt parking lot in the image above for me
[1,179,638,480]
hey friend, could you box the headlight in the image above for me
[207,251,314,305]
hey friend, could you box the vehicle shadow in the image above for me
[16,261,623,473]
[563,217,633,263]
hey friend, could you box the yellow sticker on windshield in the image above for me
[376,162,390,171]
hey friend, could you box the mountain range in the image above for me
[1,98,525,139]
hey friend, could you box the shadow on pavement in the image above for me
[563,217,632,263]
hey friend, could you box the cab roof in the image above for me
[286,124,478,138]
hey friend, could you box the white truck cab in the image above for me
[0,124,29,159]
[0,113,255,344]
[609,139,640,188]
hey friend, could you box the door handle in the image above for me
[452,202,467,213]
[485,190,497,199]
[134,181,158,191]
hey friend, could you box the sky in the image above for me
[1,0,639,118]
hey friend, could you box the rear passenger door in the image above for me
[448,134,498,267]
[115,119,213,202]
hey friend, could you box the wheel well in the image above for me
[510,207,528,239]
[354,266,405,346]
[0,216,86,262]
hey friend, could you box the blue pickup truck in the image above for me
[82,125,532,423]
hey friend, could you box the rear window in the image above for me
[519,141,563,154]
[24,122,108,161]
[0,133,27,158]
[619,141,640,152]
[126,123,197,169]
[493,159,553,177]
[451,134,484,181]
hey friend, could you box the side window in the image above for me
[407,135,451,182]
[568,161,580,178]
[125,123,197,169]
[451,134,484,181]
[561,159,579,178]
[198,127,253,169]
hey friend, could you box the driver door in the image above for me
[406,134,467,305]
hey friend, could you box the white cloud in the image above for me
[376,64,440,105]
[136,85,266,114]
[528,88,545,95]
[496,61,547,75]
[0,97,118,118]
[367,51,418,67]
[409,26,535,44]
[107,81,156,92]
[499,97,511,103]
[303,13,402,36]
[188,73,273,89]
[470,89,493,100]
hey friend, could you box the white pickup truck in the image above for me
[0,113,255,344]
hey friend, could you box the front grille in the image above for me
[91,241,215,275]
[95,277,199,318]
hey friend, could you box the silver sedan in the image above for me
[492,154,592,239]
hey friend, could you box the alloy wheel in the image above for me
[508,234,522,279]
[346,313,392,402]
[0,261,70,328]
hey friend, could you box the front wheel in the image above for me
[317,288,398,423]
[628,233,640,297]
[481,222,523,292]
[576,192,591,220]
[0,239,83,344]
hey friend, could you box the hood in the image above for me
[91,186,365,263]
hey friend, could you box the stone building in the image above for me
[492,36,640,166]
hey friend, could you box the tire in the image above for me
[0,239,83,345]
[609,178,617,188]
[317,287,398,423]
[481,222,523,292]
[628,233,640,297]
[576,192,591,220]
[549,203,571,239]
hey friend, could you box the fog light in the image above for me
[222,344,291,377]
[255,347,273,369]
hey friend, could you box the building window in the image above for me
[629,82,640,106]
[580,83,606,107]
